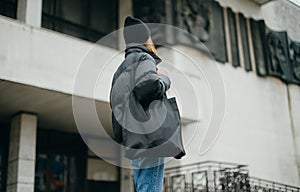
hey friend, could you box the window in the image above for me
[35,154,68,192]
[35,130,87,192]
[42,0,118,46]
[35,154,83,192]
[86,149,120,192]
[0,125,9,192]
[0,0,17,19]
[0,149,3,192]
[87,158,117,182]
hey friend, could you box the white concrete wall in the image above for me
[262,0,300,41]
[216,0,263,19]
[160,46,300,186]
[0,16,120,102]
[288,85,300,182]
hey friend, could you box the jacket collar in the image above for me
[125,44,162,65]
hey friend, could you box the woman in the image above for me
[110,16,171,192]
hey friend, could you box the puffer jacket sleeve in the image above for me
[133,54,171,104]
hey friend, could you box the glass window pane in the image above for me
[50,155,68,191]
[35,154,48,192]
[0,150,2,192]
[87,158,117,181]
[35,154,68,192]
[0,0,17,18]
[90,0,117,34]
[55,0,85,25]
[41,0,118,44]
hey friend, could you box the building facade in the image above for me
[0,0,300,191]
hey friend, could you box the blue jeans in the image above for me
[130,157,165,192]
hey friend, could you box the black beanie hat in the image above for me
[123,16,151,45]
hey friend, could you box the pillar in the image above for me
[121,168,134,192]
[288,85,300,184]
[6,113,37,192]
[17,0,42,27]
[118,0,133,49]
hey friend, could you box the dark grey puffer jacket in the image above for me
[110,45,171,143]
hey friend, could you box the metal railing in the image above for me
[250,177,300,192]
[164,161,300,192]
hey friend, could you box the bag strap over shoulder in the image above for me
[128,51,147,86]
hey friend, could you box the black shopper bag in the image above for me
[123,94,186,159]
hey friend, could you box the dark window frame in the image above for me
[35,129,121,192]
[85,146,121,191]
[35,129,87,192]
[0,0,18,19]
[41,0,119,46]
[0,125,9,192]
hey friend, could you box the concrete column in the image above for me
[118,0,132,29]
[118,0,133,49]
[121,168,134,192]
[17,0,42,27]
[6,113,37,192]
[288,85,300,184]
